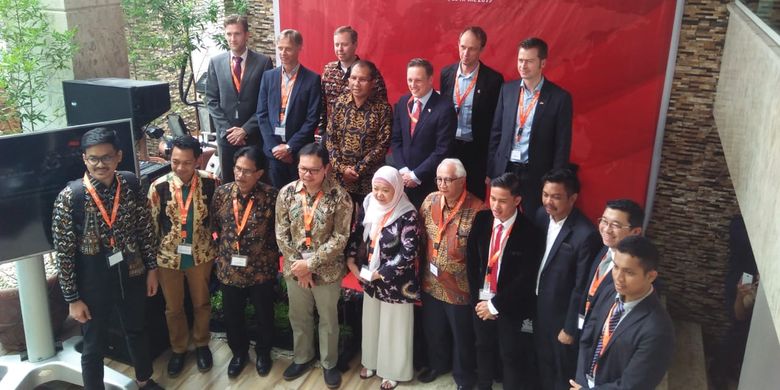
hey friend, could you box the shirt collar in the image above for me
[414,88,434,108]
[282,64,300,79]
[232,49,248,62]
[293,176,334,194]
[456,62,480,79]
[522,76,545,94]
[493,209,518,230]
[549,214,567,228]
[619,285,654,310]
[86,171,117,192]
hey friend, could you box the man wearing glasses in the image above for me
[210,146,280,378]
[275,143,353,388]
[577,199,644,330]
[417,158,485,389]
[52,127,162,389]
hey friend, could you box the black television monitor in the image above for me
[0,119,138,264]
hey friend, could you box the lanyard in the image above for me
[483,222,514,288]
[454,65,479,111]
[433,191,467,258]
[83,173,121,248]
[593,301,621,375]
[585,253,610,314]
[175,175,198,239]
[280,69,298,122]
[368,208,395,262]
[406,96,421,125]
[232,194,254,253]
[300,189,324,248]
[515,89,540,143]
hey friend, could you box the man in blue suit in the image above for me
[391,58,457,207]
[257,29,322,188]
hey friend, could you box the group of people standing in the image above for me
[49,13,675,390]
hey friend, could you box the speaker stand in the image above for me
[0,255,136,389]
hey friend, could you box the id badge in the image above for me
[578,314,585,330]
[510,149,523,162]
[359,266,373,281]
[479,288,495,301]
[107,250,124,267]
[231,255,248,267]
[521,318,534,334]
[301,251,314,262]
[429,263,439,277]
[456,127,463,138]
[274,126,286,142]
[177,244,192,256]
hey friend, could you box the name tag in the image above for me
[521,318,534,334]
[510,149,523,162]
[429,263,439,277]
[177,244,192,256]
[107,250,124,267]
[479,289,495,301]
[456,127,463,138]
[274,126,286,141]
[578,314,585,330]
[231,255,248,267]
[301,251,314,262]
[359,266,373,282]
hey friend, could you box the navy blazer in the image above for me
[206,50,273,145]
[535,207,601,336]
[486,78,572,181]
[256,65,322,157]
[576,289,675,390]
[390,90,457,184]
[466,209,542,321]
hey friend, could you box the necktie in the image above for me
[488,223,504,292]
[232,56,243,92]
[589,296,625,377]
[409,99,422,136]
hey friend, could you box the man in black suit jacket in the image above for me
[534,169,601,390]
[206,15,274,183]
[440,26,504,200]
[391,58,457,207]
[487,37,572,214]
[571,236,674,390]
[467,173,542,390]
[257,29,322,188]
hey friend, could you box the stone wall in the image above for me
[246,0,277,58]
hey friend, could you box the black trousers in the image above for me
[218,142,239,183]
[268,158,299,189]
[79,262,151,389]
[421,292,476,387]
[221,280,276,357]
[505,163,541,215]
[473,313,538,390]
[454,140,488,201]
[534,320,578,390]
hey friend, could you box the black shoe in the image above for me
[227,354,248,378]
[196,346,212,372]
[323,367,342,389]
[417,367,442,383]
[283,359,314,381]
[457,386,474,390]
[256,352,272,376]
[139,379,164,390]
[167,352,186,377]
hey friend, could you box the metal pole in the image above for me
[15,254,56,362]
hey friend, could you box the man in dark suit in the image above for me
[487,37,572,214]
[570,235,674,390]
[257,29,322,188]
[534,168,601,390]
[391,58,457,207]
[440,26,504,200]
[206,14,274,183]
[467,173,542,390]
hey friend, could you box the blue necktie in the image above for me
[589,296,625,377]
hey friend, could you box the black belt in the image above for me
[508,161,530,171]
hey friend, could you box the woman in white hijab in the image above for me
[346,165,419,389]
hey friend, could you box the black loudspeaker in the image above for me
[62,78,171,140]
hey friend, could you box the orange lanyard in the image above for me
[585,253,610,313]
[280,69,298,122]
[433,191,467,258]
[175,175,198,239]
[83,173,121,248]
[515,89,540,143]
[368,208,395,262]
[406,96,421,125]
[300,189,323,248]
[231,57,245,92]
[483,222,514,286]
[593,301,621,375]
[454,65,479,110]
[232,194,254,253]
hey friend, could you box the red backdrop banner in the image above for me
[278,0,677,221]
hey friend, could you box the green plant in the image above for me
[274,301,290,330]
[210,289,223,312]
[0,0,77,132]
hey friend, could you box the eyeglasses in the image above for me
[436,176,462,185]
[84,154,117,166]
[233,166,257,177]
[298,166,323,176]
[597,217,631,231]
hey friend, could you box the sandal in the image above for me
[360,367,376,379]
[380,379,398,389]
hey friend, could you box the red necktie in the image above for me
[410,99,422,136]
[232,56,243,92]
[488,223,503,292]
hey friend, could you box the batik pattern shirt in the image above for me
[319,58,388,130]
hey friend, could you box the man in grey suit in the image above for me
[206,14,273,183]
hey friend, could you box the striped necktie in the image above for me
[589,296,625,377]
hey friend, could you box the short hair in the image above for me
[233,146,266,171]
[224,14,248,32]
[615,235,660,273]
[439,158,467,178]
[351,60,378,81]
[407,58,434,77]
[81,127,120,152]
[171,135,202,158]
[298,142,329,166]
[541,168,580,195]
[605,199,645,228]
[460,26,487,48]
[277,29,303,47]
[334,25,357,43]
[518,37,548,60]
[491,173,522,197]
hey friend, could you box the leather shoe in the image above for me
[256,352,272,376]
[227,354,248,378]
[417,367,442,383]
[196,346,212,372]
[167,352,186,377]
[323,367,342,389]
[283,359,314,381]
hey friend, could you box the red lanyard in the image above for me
[368,208,395,262]
[83,173,121,248]
[483,222,514,286]
[300,189,323,248]
[516,89,540,143]
[280,69,298,122]
[232,193,254,253]
[433,191,467,258]
[454,65,479,110]
[175,175,198,239]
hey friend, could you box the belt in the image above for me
[508,161,529,171]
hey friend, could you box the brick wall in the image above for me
[246,0,277,58]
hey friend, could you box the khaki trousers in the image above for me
[286,278,341,369]
[361,294,414,381]
[158,261,213,353]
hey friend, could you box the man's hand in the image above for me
[401,172,419,188]
[69,300,92,324]
[569,379,583,390]
[343,167,359,184]
[558,329,574,345]
[226,127,247,146]
[297,272,315,289]
[146,269,159,297]
[475,301,497,321]
[291,259,310,277]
